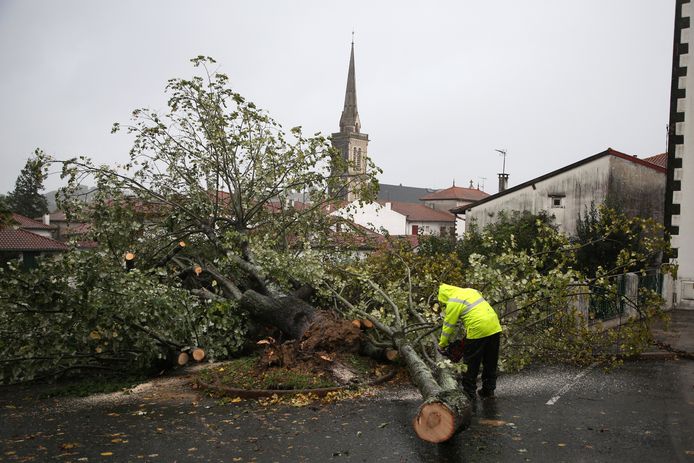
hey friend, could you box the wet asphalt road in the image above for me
[1,358,693,463]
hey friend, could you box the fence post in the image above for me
[624,273,639,319]
[571,284,590,326]
[661,273,674,310]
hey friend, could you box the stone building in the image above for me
[331,41,369,202]
[451,148,666,237]
[666,0,694,308]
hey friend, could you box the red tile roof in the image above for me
[11,213,54,229]
[382,201,456,222]
[0,228,69,251]
[62,223,92,236]
[644,153,667,169]
[329,221,420,250]
[75,240,98,249]
[607,148,667,173]
[419,186,489,202]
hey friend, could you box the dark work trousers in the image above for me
[461,332,501,396]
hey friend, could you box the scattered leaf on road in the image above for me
[479,419,507,427]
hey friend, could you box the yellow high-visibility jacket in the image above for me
[438,283,501,347]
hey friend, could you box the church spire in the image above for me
[339,40,361,133]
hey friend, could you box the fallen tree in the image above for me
[327,266,472,443]
[53,56,382,344]
[1,57,673,446]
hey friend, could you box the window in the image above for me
[549,194,565,208]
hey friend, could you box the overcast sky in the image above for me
[0,0,676,197]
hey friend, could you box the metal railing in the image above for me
[589,275,626,320]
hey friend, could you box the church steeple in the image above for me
[331,37,369,202]
[339,40,361,133]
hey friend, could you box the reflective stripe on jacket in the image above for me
[438,283,501,347]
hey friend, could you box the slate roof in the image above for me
[419,185,490,202]
[382,201,456,222]
[377,184,437,203]
[450,148,667,214]
[0,228,69,251]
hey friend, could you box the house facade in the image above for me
[420,183,489,235]
[452,149,666,237]
[1,213,68,266]
[333,200,456,237]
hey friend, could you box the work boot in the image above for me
[477,388,495,399]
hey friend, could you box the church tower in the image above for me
[331,39,369,201]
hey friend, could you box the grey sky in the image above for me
[0,1,675,197]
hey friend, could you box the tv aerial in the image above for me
[495,149,508,174]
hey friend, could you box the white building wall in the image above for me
[674,0,694,305]
[407,220,455,236]
[333,201,407,235]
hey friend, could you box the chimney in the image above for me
[43,214,50,226]
[498,173,509,193]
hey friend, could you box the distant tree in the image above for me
[0,195,11,228]
[0,194,10,212]
[8,150,49,217]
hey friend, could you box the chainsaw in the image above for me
[442,338,465,363]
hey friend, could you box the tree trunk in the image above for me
[239,289,317,340]
[394,338,471,443]
[359,340,398,362]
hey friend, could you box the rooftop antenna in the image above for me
[495,149,508,174]
[352,29,355,45]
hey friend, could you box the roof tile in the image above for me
[0,228,69,251]
[11,213,54,229]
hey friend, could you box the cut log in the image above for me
[192,348,205,362]
[351,319,362,329]
[395,340,471,443]
[177,351,189,366]
[361,319,374,329]
[413,390,470,443]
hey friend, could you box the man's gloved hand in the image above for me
[437,345,449,357]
